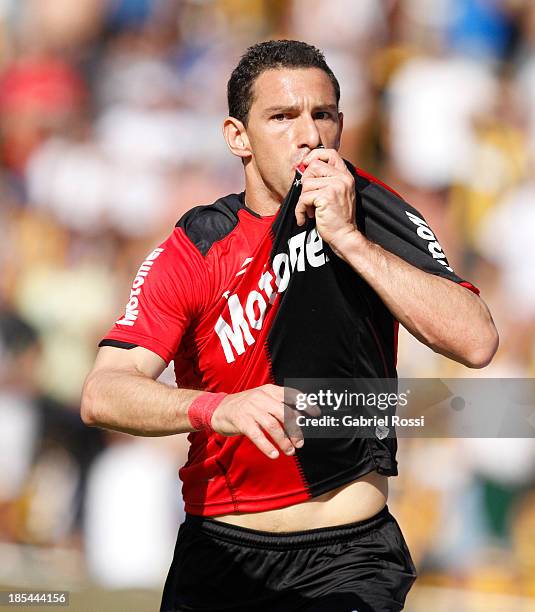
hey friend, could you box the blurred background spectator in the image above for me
[1,1,535,609]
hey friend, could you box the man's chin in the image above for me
[263,171,297,202]
[284,173,297,194]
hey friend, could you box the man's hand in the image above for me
[211,384,320,460]
[295,148,357,248]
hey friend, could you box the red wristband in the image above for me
[187,392,227,431]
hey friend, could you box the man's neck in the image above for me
[243,165,285,217]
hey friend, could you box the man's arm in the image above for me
[81,345,308,457]
[295,148,499,369]
[330,231,498,368]
[81,346,200,436]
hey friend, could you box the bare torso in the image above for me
[213,471,388,532]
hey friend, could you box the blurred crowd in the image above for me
[1,0,535,604]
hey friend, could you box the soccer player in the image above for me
[81,40,499,611]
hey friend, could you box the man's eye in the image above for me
[272,114,286,121]
[315,111,330,120]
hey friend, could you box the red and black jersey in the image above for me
[100,163,479,516]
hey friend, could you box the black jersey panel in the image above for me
[358,180,469,285]
[176,193,244,256]
[265,166,399,492]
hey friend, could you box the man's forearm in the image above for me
[81,368,202,436]
[330,229,499,368]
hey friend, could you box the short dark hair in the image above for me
[227,40,340,125]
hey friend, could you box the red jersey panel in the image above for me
[103,200,313,513]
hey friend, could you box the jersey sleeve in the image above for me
[356,171,480,295]
[99,227,207,363]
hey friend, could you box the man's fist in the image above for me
[211,384,320,459]
[295,148,358,249]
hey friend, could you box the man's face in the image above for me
[244,67,342,200]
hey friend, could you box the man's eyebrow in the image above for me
[263,105,299,114]
[263,103,338,115]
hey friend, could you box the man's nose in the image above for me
[296,114,322,150]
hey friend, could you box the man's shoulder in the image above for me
[175,192,244,257]
[346,163,403,201]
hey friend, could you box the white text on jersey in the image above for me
[116,248,164,327]
[405,211,453,272]
[215,228,328,363]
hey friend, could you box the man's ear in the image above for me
[223,116,251,159]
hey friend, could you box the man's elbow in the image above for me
[464,324,500,369]
[80,372,101,427]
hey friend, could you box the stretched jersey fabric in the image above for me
[100,163,479,516]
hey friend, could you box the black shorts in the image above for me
[160,504,417,612]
